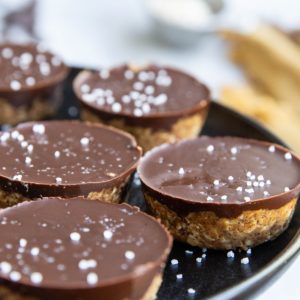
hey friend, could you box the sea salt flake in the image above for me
[32,124,45,135]
[111,102,122,113]
[228,176,234,181]
[257,175,264,181]
[79,259,97,270]
[133,81,144,91]
[10,271,21,281]
[0,132,10,143]
[206,145,214,153]
[178,167,185,175]
[0,262,12,274]
[188,288,196,295]
[196,257,202,263]
[124,70,134,80]
[30,247,40,256]
[268,145,275,153]
[80,84,90,93]
[99,69,110,79]
[121,95,131,103]
[103,230,113,240]
[30,272,43,284]
[241,257,250,265]
[145,85,154,95]
[70,232,81,242]
[56,177,62,184]
[133,108,143,117]
[125,250,135,260]
[87,272,98,285]
[284,152,292,160]
[25,157,32,165]
[227,250,235,258]
[2,47,13,59]
[10,80,21,91]
[230,147,238,155]
[13,175,22,181]
[80,137,89,146]
[213,179,220,186]
[19,239,27,247]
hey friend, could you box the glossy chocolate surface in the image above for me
[74,64,210,129]
[0,42,68,106]
[0,121,141,198]
[138,136,300,217]
[0,197,172,299]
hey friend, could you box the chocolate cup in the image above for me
[138,136,300,249]
[0,121,141,203]
[0,42,69,124]
[0,198,173,299]
[73,64,210,150]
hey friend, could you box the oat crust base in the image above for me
[0,97,56,125]
[81,109,205,152]
[145,193,297,250]
[0,178,129,209]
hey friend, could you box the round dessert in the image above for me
[0,121,141,208]
[0,197,172,300]
[73,64,210,151]
[138,136,300,250]
[0,42,69,124]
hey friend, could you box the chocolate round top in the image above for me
[138,136,300,217]
[0,43,68,92]
[0,198,172,299]
[74,64,210,119]
[0,121,141,198]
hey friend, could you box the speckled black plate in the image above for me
[58,68,300,300]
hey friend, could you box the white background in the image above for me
[34,0,300,298]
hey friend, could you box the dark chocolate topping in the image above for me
[0,198,172,299]
[0,43,68,91]
[74,64,210,119]
[138,137,300,217]
[0,121,141,198]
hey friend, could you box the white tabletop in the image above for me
[35,0,300,298]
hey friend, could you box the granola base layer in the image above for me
[81,109,206,152]
[144,193,297,250]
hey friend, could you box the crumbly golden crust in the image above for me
[87,176,130,203]
[0,177,130,208]
[144,193,297,250]
[0,190,31,208]
[81,109,205,151]
[0,97,56,125]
